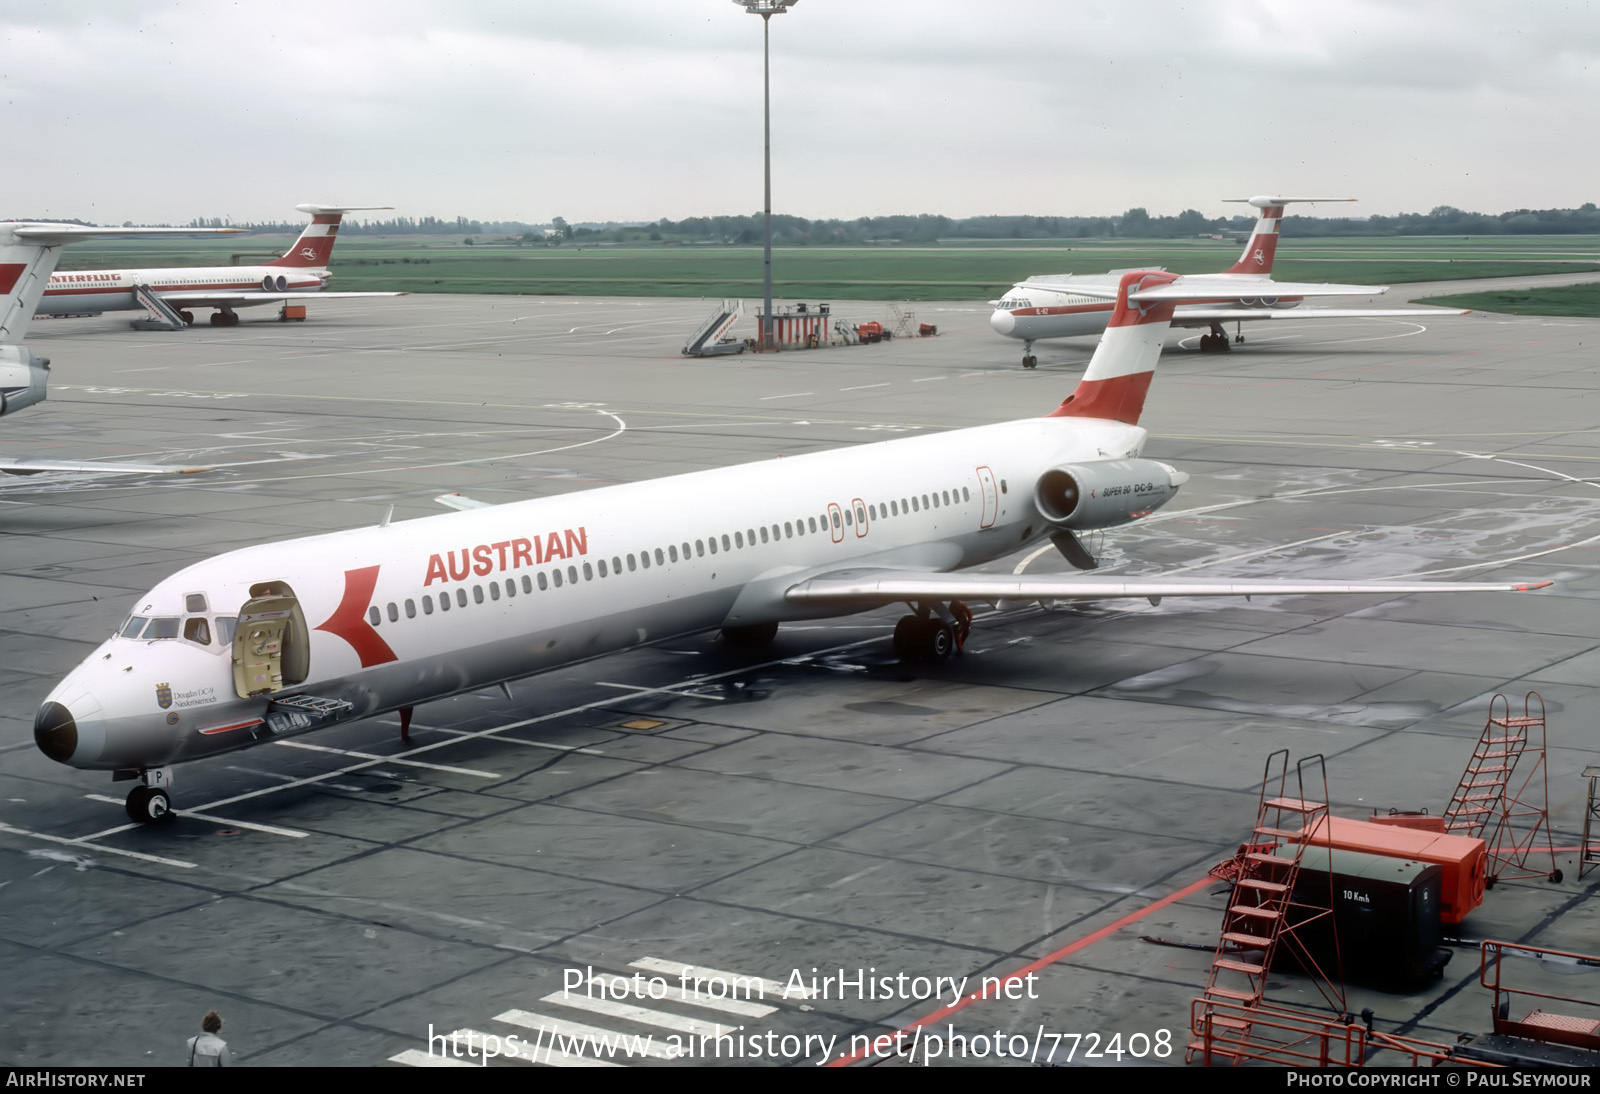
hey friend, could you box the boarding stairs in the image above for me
[1190,751,1343,1064]
[129,284,189,331]
[1443,692,1559,884]
[682,299,745,356]
[1581,766,1600,881]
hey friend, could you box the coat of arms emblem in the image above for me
[156,683,172,710]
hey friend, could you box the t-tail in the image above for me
[267,204,392,268]
[1219,195,1354,276]
[1047,270,1180,425]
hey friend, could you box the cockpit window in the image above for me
[121,617,149,639]
[185,593,209,613]
[143,617,180,640]
[183,618,211,646]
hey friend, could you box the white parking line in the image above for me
[541,994,729,1037]
[595,681,725,702]
[840,383,889,391]
[272,739,500,778]
[82,794,309,839]
[494,1011,680,1060]
[0,821,196,870]
[758,392,814,401]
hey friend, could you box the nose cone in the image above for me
[34,701,77,763]
[989,308,1017,337]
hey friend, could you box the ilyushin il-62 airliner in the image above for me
[33,270,1548,822]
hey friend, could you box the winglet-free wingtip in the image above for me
[1515,581,1555,591]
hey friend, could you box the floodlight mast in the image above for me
[735,0,798,350]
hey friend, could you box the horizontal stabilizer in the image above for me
[4,225,245,245]
[785,569,1550,606]
[434,492,493,511]
[0,457,213,475]
[1223,196,1356,207]
[293,204,394,216]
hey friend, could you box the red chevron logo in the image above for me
[314,565,397,668]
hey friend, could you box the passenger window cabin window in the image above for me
[456,588,468,607]
[708,537,718,555]
[627,553,637,572]
[696,540,705,556]
[784,521,793,538]
[490,582,500,601]
[654,548,664,566]
[807,517,817,533]
[681,542,691,559]
[599,559,608,577]
[405,599,416,618]
[568,565,578,584]
[538,572,549,590]
[832,511,841,529]
[641,552,650,569]
[760,526,769,543]
[423,596,434,615]
[216,617,238,645]
[912,497,919,511]
[440,592,451,611]
[963,486,970,501]
[387,602,399,622]
[582,562,593,581]
[612,556,621,573]
[943,490,951,506]
[735,531,744,548]
[122,617,149,638]
[923,494,931,509]
[185,593,208,613]
[747,528,756,545]
[869,505,877,521]
[669,544,679,562]
[554,567,565,585]
[183,618,211,645]
[844,510,852,526]
[771,524,780,540]
[474,585,485,603]
[522,575,533,593]
[506,578,515,597]
[720,534,730,551]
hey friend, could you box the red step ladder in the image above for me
[1190,751,1346,1063]
[1444,692,1560,884]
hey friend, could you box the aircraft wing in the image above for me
[6,225,245,245]
[1172,306,1470,325]
[155,291,407,307]
[0,457,213,475]
[784,569,1550,607]
[1131,278,1386,300]
[434,492,494,511]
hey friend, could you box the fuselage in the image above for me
[989,274,1298,344]
[39,415,1145,773]
[37,265,329,315]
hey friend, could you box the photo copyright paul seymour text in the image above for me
[1288,1075,1592,1088]
[422,965,1173,1064]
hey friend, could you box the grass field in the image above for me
[52,233,1600,301]
[1419,282,1600,318]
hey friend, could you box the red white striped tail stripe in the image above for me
[1047,270,1179,426]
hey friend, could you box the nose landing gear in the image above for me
[1021,339,1038,369]
[124,767,175,824]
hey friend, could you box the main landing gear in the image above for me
[124,767,175,824]
[1198,322,1242,353]
[1021,339,1038,369]
[721,621,780,648]
[892,601,973,663]
[209,309,241,327]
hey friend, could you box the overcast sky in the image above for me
[3,0,1596,226]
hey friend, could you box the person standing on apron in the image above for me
[187,1010,233,1066]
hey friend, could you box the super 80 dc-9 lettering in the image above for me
[34,271,1548,823]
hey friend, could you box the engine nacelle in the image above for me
[1034,458,1188,530]
[0,344,49,418]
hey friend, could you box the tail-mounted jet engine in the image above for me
[1034,458,1188,530]
[0,345,49,417]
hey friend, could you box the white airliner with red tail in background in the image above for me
[34,270,1549,822]
[1,220,240,473]
[990,196,1467,368]
[35,204,401,329]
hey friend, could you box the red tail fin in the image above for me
[266,204,391,269]
[1048,270,1178,425]
[1219,196,1354,276]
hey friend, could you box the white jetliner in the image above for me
[35,204,401,329]
[34,269,1548,822]
[990,197,1467,368]
[0,221,240,474]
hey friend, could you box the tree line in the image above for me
[171,202,1600,242]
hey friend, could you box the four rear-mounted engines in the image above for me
[1034,458,1188,529]
[0,345,49,417]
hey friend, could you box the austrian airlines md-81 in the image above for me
[990,196,1466,368]
[35,204,400,328]
[35,270,1547,822]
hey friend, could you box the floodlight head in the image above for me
[733,0,798,14]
